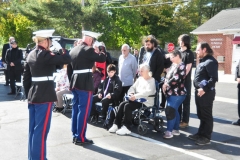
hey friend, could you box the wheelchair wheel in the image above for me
[137,124,148,135]
[154,117,163,132]
[132,111,139,126]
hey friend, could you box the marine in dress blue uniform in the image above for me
[68,31,106,144]
[23,29,71,160]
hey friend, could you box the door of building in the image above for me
[231,44,240,74]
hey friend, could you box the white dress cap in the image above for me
[82,30,102,39]
[33,29,55,38]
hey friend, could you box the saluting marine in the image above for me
[68,31,106,145]
[23,29,71,160]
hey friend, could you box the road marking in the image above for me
[130,133,216,160]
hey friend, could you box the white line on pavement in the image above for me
[130,133,216,160]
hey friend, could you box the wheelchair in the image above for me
[62,93,73,114]
[131,81,164,135]
[89,101,118,130]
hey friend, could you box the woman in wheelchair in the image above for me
[91,64,122,119]
[162,50,186,138]
[53,64,72,112]
[109,64,156,135]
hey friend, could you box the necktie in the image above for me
[104,78,111,97]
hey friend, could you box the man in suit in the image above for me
[1,37,15,86]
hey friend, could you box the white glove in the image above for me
[50,40,62,51]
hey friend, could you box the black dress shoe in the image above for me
[53,107,64,113]
[188,134,201,141]
[7,92,16,95]
[232,119,240,126]
[73,137,77,143]
[195,137,211,145]
[74,138,94,145]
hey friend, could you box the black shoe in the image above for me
[4,84,9,86]
[73,137,77,143]
[53,107,64,112]
[99,114,106,120]
[7,92,16,95]
[188,134,201,141]
[90,115,99,123]
[195,137,211,145]
[74,138,94,145]
[232,119,240,126]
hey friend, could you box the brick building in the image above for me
[191,8,240,74]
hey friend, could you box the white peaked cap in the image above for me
[33,29,55,38]
[82,30,102,39]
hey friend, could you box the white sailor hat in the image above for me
[82,30,102,39]
[33,29,55,38]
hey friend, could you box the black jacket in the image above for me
[138,46,165,82]
[235,60,240,88]
[68,42,106,91]
[194,55,218,92]
[106,51,113,66]
[5,47,23,70]
[1,43,10,63]
[97,74,122,105]
[23,61,32,98]
[23,46,71,103]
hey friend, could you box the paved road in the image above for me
[0,74,239,160]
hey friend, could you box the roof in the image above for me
[191,8,240,34]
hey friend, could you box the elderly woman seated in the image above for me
[53,64,72,112]
[108,64,156,135]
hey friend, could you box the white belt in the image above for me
[32,76,53,81]
[73,69,92,74]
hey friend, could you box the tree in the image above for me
[0,1,33,47]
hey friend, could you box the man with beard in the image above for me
[189,42,218,145]
[143,35,165,83]
[142,35,165,115]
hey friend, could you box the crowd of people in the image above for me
[1,29,240,160]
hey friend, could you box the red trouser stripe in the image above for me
[41,102,52,160]
[80,92,91,142]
